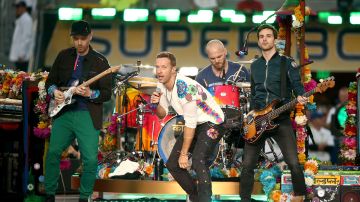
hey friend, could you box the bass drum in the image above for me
[157,115,219,166]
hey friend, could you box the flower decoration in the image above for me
[33,73,51,139]
[303,159,319,196]
[339,81,357,165]
[293,5,304,28]
[271,190,282,202]
[100,113,119,152]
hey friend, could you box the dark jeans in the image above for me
[166,122,225,202]
[240,117,306,201]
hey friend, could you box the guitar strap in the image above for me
[280,56,287,100]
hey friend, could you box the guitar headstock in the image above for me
[109,65,121,73]
[315,76,335,93]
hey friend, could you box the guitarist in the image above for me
[44,20,112,202]
[239,24,308,202]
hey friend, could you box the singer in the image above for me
[196,39,250,87]
[240,24,308,202]
[150,51,226,202]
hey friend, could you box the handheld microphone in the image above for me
[151,88,162,109]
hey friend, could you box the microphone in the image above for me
[235,26,259,57]
[151,88,161,109]
[235,50,248,57]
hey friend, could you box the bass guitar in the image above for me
[243,77,335,144]
[48,65,121,117]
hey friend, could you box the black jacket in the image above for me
[250,52,305,111]
[45,46,112,129]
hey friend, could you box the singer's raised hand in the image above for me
[151,88,163,104]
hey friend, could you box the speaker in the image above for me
[311,185,340,202]
[341,175,360,202]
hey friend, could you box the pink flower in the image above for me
[33,127,51,139]
[304,79,317,92]
[60,159,71,170]
[343,137,357,149]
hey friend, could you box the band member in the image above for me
[240,24,308,202]
[196,39,250,147]
[151,51,226,202]
[196,39,250,88]
[44,20,112,202]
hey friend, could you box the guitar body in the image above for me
[242,77,335,144]
[48,87,76,117]
[47,65,121,118]
[243,100,280,143]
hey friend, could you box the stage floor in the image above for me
[71,175,267,201]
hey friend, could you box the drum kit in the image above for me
[106,62,271,171]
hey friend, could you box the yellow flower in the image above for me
[309,95,314,103]
[38,121,48,129]
[298,153,306,164]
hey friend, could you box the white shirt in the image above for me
[308,125,334,161]
[9,12,33,62]
[158,74,224,128]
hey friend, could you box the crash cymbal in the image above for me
[120,64,156,78]
[128,76,158,89]
[235,82,251,88]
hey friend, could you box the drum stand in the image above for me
[260,138,280,163]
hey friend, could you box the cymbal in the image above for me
[233,60,254,64]
[128,76,158,88]
[235,82,251,88]
[121,64,155,69]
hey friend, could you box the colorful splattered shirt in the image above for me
[157,73,224,128]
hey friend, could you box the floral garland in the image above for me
[100,113,119,152]
[339,80,357,165]
[0,70,30,99]
[33,72,51,139]
[279,159,319,201]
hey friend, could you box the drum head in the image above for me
[157,115,220,167]
[158,115,185,163]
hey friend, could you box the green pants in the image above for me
[45,110,99,199]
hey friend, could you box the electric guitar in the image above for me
[48,65,121,117]
[243,77,335,144]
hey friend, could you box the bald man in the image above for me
[196,39,250,88]
[196,39,250,148]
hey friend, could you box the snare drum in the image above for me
[207,83,240,110]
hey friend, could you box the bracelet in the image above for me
[179,151,189,157]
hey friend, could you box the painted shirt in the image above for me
[158,74,224,128]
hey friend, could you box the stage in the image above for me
[71,175,266,201]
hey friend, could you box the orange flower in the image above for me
[145,165,154,176]
[309,95,314,103]
[229,168,239,177]
[271,190,282,202]
[304,161,318,174]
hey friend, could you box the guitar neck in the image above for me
[268,89,316,119]
[78,68,112,88]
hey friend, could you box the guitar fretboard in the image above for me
[267,89,316,120]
